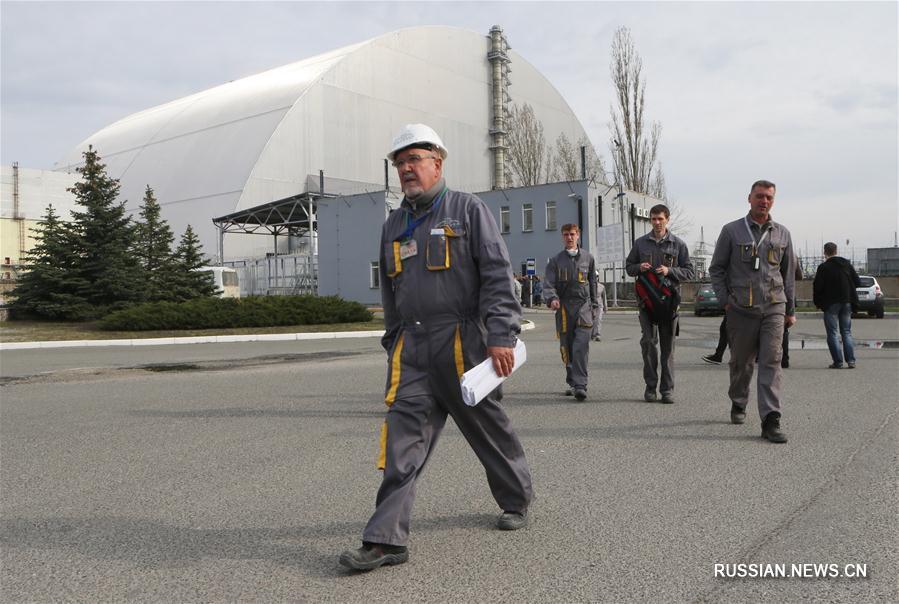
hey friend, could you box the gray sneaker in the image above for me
[497,510,528,530]
[574,388,587,401]
[644,388,657,402]
[660,392,674,404]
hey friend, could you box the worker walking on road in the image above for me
[543,224,598,401]
[709,179,796,443]
[626,204,695,404]
[339,124,533,572]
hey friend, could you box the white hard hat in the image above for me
[387,123,448,161]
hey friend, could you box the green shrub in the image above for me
[97,295,373,331]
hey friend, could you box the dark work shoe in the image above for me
[781,358,789,369]
[644,388,657,402]
[574,388,587,401]
[660,392,674,404]
[497,510,528,531]
[339,542,408,571]
[730,403,746,425]
[701,354,723,365]
[564,388,574,396]
[828,362,843,369]
[761,413,788,444]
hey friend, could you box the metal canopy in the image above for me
[212,191,333,237]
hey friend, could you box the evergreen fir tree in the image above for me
[9,205,92,319]
[134,185,176,302]
[170,224,217,300]
[68,146,141,312]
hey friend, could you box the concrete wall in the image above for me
[316,191,387,305]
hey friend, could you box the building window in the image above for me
[370,261,380,288]
[522,203,533,232]
[545,201,556,231]
[500,206,510,233]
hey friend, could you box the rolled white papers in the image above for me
[459,339,527,406]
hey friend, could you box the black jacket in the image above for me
[813,256,861,309]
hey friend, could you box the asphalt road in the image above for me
[2,311,897,602]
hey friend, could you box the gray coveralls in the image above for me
[709,214,796,420]
[363,178,533,547]
[625,231,695,396]
[543,248,597,391]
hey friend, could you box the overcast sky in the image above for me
[2,1,896,254]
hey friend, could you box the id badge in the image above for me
[752,256,760,271]
[399,239,418,260]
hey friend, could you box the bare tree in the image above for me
[506,102,548,186]
[650,162,693,236]
[609,26,663,195]
[579,136,609,184]
[549,133,609,183]
[551,132,579,181]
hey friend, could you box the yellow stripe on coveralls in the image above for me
[384,333,405,406]
[379,333,405,470]
[454,324,465,378]
[561,305,568,334]
[378,420,388,470]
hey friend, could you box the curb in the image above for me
[1,320,536,351]
[0,330,387,351]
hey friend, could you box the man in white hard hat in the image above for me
[339,124,533,572]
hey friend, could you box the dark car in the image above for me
[855,275,884,318]
[694,285,724,316]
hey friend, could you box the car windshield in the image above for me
[859,277,875,287]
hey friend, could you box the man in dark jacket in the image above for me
[813,242,861,368]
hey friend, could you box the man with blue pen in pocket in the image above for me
[339,124,533,572]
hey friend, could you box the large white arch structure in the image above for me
[56,26,594,259]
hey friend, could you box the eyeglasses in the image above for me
[392,154,438,169]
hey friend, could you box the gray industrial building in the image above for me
[314,179,657,306]
[867,247,899,275]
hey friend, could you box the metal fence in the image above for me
[224,254,318,297]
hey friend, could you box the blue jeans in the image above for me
[823,303,855,365]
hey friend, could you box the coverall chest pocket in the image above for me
[663,252,676,267]
[426,226,460,271]
[738,243,755,263]
[767,243,785,266]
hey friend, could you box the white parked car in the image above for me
[855,275,884,318]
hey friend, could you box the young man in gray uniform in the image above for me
[709,180,796,443]
[543,224,598,401]
[626,205,695,404]
[339,124,533,572]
